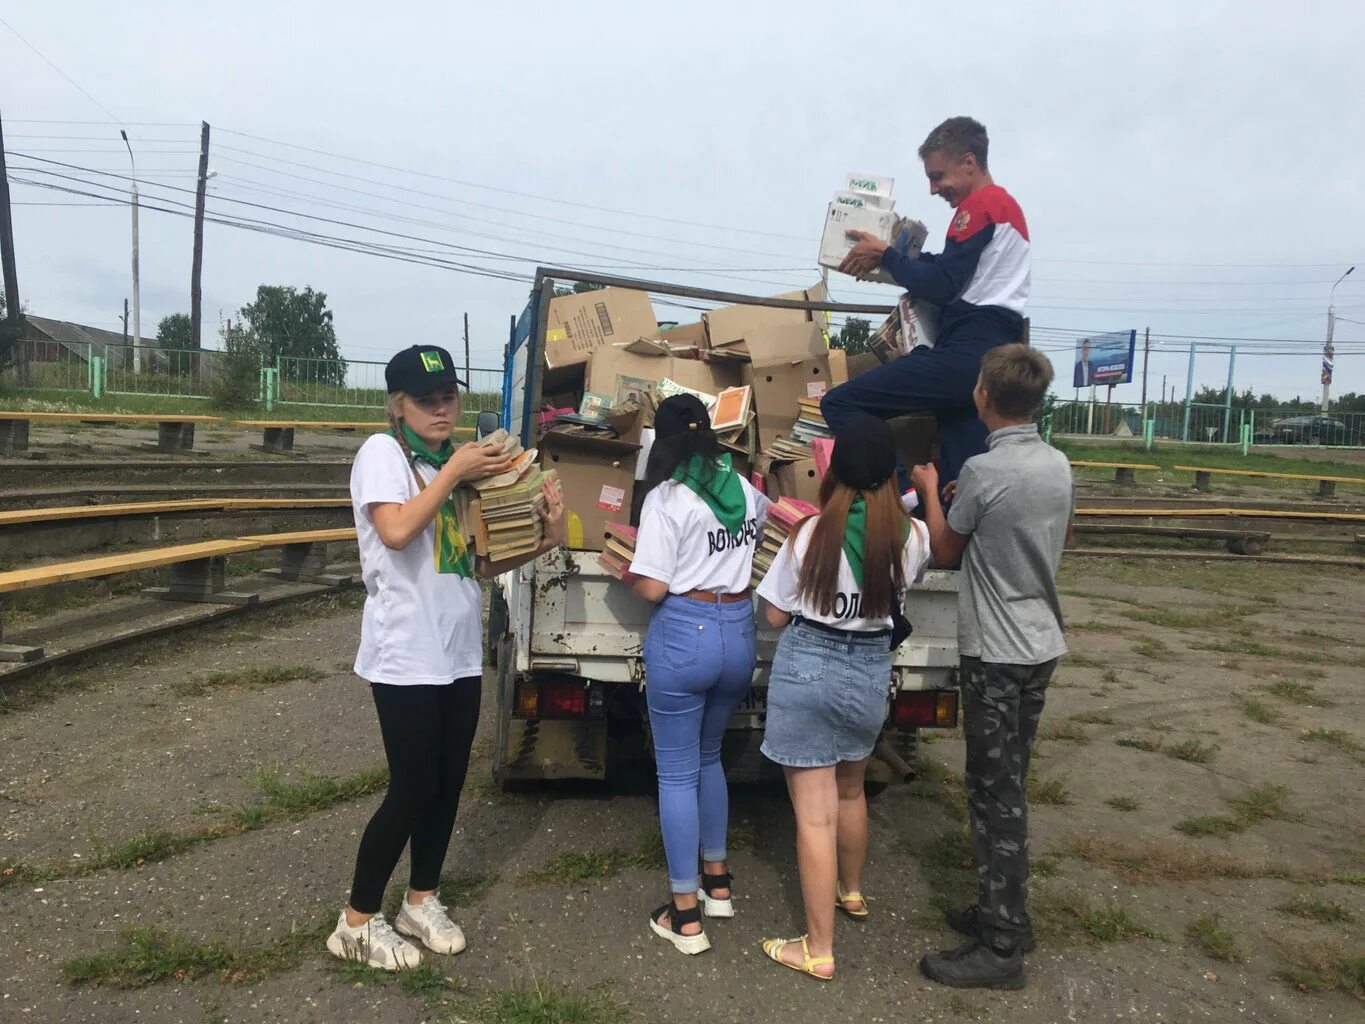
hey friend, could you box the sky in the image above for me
[4,0,1364,405]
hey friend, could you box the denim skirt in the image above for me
[761,618,893,768]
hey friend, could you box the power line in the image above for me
[0,17,123,123]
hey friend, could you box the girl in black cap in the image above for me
[629,394,769,955]
[328,345,565,972]
[755,412,930,980]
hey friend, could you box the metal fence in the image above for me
[9,341,503,416]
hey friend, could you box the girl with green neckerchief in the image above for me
[330,345,565,973]
[629,394,770,956]
[755,413,931,982]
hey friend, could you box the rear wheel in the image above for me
[487,583,509,668]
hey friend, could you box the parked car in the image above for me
[1256,415,1351,445]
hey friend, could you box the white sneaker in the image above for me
[326,910,422,971]
[396,895,467,955]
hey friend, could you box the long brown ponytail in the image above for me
[795,473,910,620]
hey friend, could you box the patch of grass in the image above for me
[1106,796,1140,812]
[1192,639,1330,664]
[1242,696,1280,724]
[1272,937,1365,998]
[1132,636,1171,659]
[1071,710,1115,726]
[1065,653,1106,668]
[1300,728,1364,761]
[908,755,967,822]
[1116,733,1163,753]
[1038,890,1164,944]
[1068,836,1294,883]
[1122,605,1251,630]
[1032,855,1062,879]
[1039,721,1089,744]
[438,872,491,909]
[479,985,629,1024]
[1165,739,1218,764]
[519,832,665,886]
[1175,783,1287,839]
[1278,895,1355,925]
[64,924,324,988]
[399,964,463,1000]
[1262,679,1332,705]
[254,766,389,816]
[93,830,202,870]
[1029,775,1071,806]
[908,827,978,914]
[170,664,324,698]
[1186,915,1242,962]
[1068,620,1130,634]
[1059,588,1142,606]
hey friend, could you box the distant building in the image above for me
[23,315,167,371]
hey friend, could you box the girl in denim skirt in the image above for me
[756,413,930,980]
[629,394,769,955]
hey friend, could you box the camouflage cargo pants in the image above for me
[960,655,1058,953]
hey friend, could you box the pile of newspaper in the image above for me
[456,429,558,562]
[751,496,818,586]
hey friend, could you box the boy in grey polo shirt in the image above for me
[911,343,1073,991]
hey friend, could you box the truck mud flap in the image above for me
[499,718,608,782]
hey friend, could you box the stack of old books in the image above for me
[597,522,638,580]
[762,395,831,464]
[751,496,818,586]
[457,429,558,562]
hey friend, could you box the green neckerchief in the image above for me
[841,496,911,589]
[388,423,472,578]
[842,495,868,587]
[672,453,747,537]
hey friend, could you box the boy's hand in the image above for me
[910,462,939,502]
[941,479,957,505]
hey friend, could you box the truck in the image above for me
[485,269,960,789]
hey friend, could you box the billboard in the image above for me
[1073,330,1136,388]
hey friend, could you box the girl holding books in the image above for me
[630,393,769,955]
[328,345,565,972]
[755,413,930,981]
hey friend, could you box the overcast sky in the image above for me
[4,0,1363,404]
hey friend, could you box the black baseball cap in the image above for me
[654,394,710,440]
[831,413,897,490]
[385,345,468,397]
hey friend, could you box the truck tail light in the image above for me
[513,679,602,720]
[891,689,958,729]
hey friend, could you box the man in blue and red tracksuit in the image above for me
[822,116,1030,491]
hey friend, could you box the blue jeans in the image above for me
[821,336,1006,486]
[643,594,757,894]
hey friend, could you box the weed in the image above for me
[1117,734,1163,753]
[94,830,202,870]
[1132,636,1171,659]
[519,833,665,886]
[1300,728,1363,761]
[1071,710,1116,726]
[1039,721,1089,744]
[230,805,268,830]
[1175,815,1242,838]
[438,872,491,909]
[1242,697,1280,724]
[170,664,324,698]
[1068,836,1293,883]
[64,924,323,988]
[907,827,978,913]
[398,964,462,1000]
[1029,776,1071,806]
[1278,895,1355,925]
[1059,588,1143,606]
[1032,855,1062,879]
[1193,639,1329,664]
[1263,679,1332,705]
[1123,605,1251,630]
[1101,668,1121,685]
[1066,653,1106,668]
[1037,890,1164,944]
[480,985,628,1024]
[1068,621,1130,634]
[1166,739,1218,764]
[1106,796,1140,812]
[908,755,967,822]
[1175,783,1287,838]
[254,766,388,815]
[1273,936,1365,997]
[1187,915,1242,962]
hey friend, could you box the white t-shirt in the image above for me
[631,477,770,595]
[350,433,484,685]
[757,514,931,632]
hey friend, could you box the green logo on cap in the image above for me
[420,350,444,373]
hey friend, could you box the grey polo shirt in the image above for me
[947,423,1073,665]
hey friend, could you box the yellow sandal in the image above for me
[836,882,869,920]
[761,935,834,981]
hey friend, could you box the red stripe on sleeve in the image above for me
[946,184,1029,243]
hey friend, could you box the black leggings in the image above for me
[348,677,481,914]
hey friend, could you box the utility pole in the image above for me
[121,298,129,344]
[463,312,471,387]
[1222,346,1237,443]
[1182,342,1198,442]
[120,130,141,373]
[1140,327,1151,409]
[1324,266,1354,413]
[0,108,29,385]
[190,121,211,379]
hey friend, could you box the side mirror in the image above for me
[475,410,501,441]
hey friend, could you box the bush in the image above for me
[210,329,262,410]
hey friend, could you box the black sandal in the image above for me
[648,900,711,955]
[699,871,735,919]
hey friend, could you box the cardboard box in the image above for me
[540,432,640,551]
[833,190,893,212]
[741,322,832,448]
[651,321,708,348]
[769,458,822,505]
[544,287,658,370]
[845,171,894,200]
[703,282,828,355]
[587,345,741,407]
[818,203,897,273]
[828,348,848,387]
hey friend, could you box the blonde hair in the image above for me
[387,392,415,463]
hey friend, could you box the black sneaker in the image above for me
[943,905,1036,954]
[920,940,1025,991]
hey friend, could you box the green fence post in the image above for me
[90,356,105,399]
[1144,418,1155,450]
[265,368,276,412]
[1042,413,1052,444]
[1241,423,1251,455]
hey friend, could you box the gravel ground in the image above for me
[0,559,1361,1023]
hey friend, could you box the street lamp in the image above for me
[119,130,141,374]
[1324,266,1355,413]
